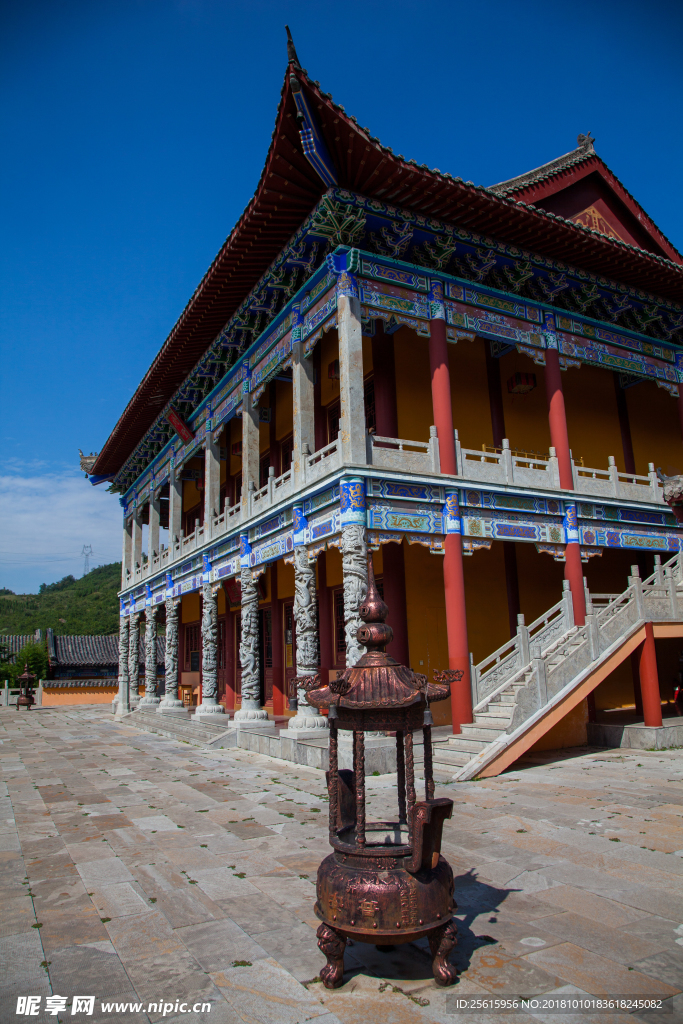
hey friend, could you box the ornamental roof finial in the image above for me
[577,131,595,152]
[285,25,301,68]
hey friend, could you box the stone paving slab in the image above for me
[0,706,682,1023]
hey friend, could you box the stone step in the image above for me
[460,723,507,742]
[473,713,511,728]
[431,747,472,768]
[443,736,488,754]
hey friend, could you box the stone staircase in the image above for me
[433,552,683,780]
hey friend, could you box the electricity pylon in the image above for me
[81,545,93,576]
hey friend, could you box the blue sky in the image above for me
[1,0,682,593]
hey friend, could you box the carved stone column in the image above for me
[114,615,130,717]
[232,563,269,726]
[289,546,327,732]
[195,582,225,721]
[127,612,141,707]
[340,479,368,669]
[139,606,160,706]
[158,597,185,714]
[335,261,367,465]
[341,524,368,668]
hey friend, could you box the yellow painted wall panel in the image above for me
[498,350,551,456]
[182,591,200,623]
[529,698,588,751]
[626,380,683,477]
[394,329,432,442]
[450,338,492,452]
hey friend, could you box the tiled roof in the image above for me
[49,634,166,667]
[488,137,596,195]
[43,679,120,689]
[3,635,35,660]
[91,66,683,481]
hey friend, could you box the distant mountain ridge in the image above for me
[0,563,122,636]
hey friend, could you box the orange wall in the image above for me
[42,688,117,706]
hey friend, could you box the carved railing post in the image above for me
[531,643,547,708]
[665,566,678,620]
[516,613,530,665]
[139,606,160,705]
[127,612,141,707]
[158,595,184,713]
[629,565,645,620]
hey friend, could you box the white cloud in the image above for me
[0,470,122,594]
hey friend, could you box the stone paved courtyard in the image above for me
[1,706,682,1024]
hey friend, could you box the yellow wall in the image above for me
[498,349,551,455]
[320,330,340,408]
[529,698,588,751]
[394,329,432,442]
[217,588,226,616]
[229,417,241,478]
[404,543,451,725]
[627,380,683,477]
[278,561,295,599]
[450,337,493,451]
[563,365,625,471]
[274,380,293,441]
[182,592,200,623]
[182,457,203,512]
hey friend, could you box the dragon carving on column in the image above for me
[200,582,218,702]
[341,524,368,668]
[115,617,129,713]
[238,567,261,708]
[290,546,326,729]
[160,598,183,707]
[127,612,140,706]
[141,606,159,703]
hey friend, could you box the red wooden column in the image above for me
[372,319,410,665]
[429,281,472,733]
[639,622,663,727]
[485,341,521,635]
[224,607,236,712]
[270,562,284,717]
[613,373,636,475]
[317,552,332,687]
[544,321,586,626]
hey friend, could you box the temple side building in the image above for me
[86,35,683,775]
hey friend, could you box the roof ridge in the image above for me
[488,139,595,194]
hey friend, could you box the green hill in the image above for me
[0,563,122,636]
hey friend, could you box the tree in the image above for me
[4,641,48,685]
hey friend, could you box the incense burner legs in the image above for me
[429,918,459,985]
[315,918,458,989]
[316,923,346,989]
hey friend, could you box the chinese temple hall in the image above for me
[86,31,683,777]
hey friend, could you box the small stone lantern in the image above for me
[301,559,462,988]
[16,664,36,711]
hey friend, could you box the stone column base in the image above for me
[157,705,190,718]
[229,708,272,730]
[139,696,161,707]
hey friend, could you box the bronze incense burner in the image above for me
[302,561,461,988]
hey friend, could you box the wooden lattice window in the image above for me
[184,624,200,672]
[262,608,273,669]
[333,588,346,666]
[280,434,294,472]
[218,619,226,671]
